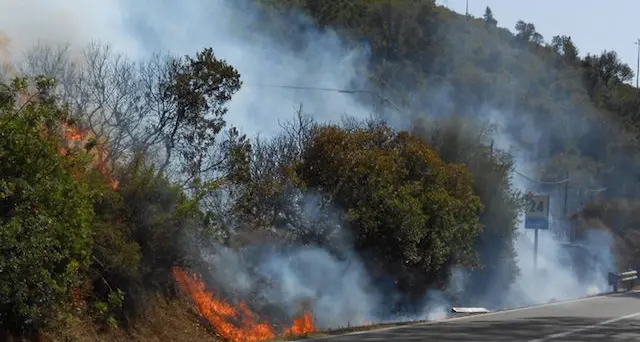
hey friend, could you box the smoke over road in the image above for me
[489,109,615,309]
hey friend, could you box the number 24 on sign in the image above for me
[527,198,546,213]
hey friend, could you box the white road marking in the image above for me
[526,311,640,342]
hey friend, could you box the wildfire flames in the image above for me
[171,266,316,342]
[59,122,119,190]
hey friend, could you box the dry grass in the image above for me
[33,295,406,342]
[37,294,222,342]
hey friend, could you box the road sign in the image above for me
[525,194,549,230]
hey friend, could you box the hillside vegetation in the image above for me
[1,0,640,341]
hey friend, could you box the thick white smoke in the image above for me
[119,0,372,138]
[0,0,141,62]
[201,243,380,329]
[1,0,372,136]
[486,108,616,309]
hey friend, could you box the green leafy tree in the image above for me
[296,122,483,299]
[483,6,497,27]
[137,48,244,186]
[551,35,579,63]
[0,77,95,332]
[412,116,523,303]
[88,152,225,323]
[515,20,543,44]
[583,50,634,92]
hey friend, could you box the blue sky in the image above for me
[438,0,640,76]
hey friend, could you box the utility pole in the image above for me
[563,170,569,216]
[376,93,385,119]
[563,170,570,241]
[489,139,494,158]
[465,0,469,17]
[534,225,539,269]
[634,38,640,88]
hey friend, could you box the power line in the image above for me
[635,39,640,88]
[513,169,608,193]
[584,187,608,193]
[250,83,368,94]
[247,82,406,115]
[513,169,569,185]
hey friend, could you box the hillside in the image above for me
[261,0,640,301]
[1,0,640,341]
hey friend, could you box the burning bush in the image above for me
[172,266,316,342]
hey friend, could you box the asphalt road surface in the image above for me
[306,291,640,342]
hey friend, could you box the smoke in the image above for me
[200,243,380,330]
[412,94,617,312]
[0,0,141,62]
[503,225,614,307]
[193,189,384,330]
[119,0,372,138]
[1,0,372,137]
[1,0,621,331]
[404,10,620,310]
[487,105,615,309]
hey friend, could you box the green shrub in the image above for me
[0,77,95,332]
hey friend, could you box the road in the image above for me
[306,291,640,341]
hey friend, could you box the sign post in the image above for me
[525,193,550,269]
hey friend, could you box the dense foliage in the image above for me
[0,77,94,331]
[3,0,640,338]
[297,123,483,300]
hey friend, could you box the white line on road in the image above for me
[526,311,640,342]
[293,294,618,342]
[290,291,640,342]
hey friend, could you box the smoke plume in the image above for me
[486,101,615,309]
[413,69,617,311]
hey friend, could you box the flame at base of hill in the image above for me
[172,266,316,342]
[283,311,315,336]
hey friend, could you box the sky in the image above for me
[438,0,640,81]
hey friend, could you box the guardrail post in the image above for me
[620,270,638,291]
[608,272,619,292]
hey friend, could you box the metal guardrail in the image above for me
[608,270,638,292]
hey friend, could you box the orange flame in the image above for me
[59,122,119,190]
[60,122,85,141]
[171,266,316,342]
[284,312,315,336]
